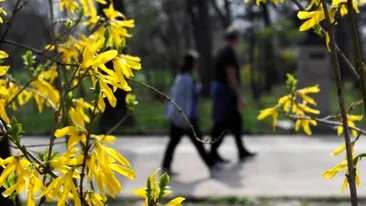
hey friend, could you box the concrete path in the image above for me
[12,135,366,199]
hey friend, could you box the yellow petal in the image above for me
[104,147,131,167]
[322,160,348,179]
[94,50,118,65]
[298,93,317,105]
[330,144,346,156]
[109,164,136,179]
[165,197,186,206]
[133,188,147,198]
[54,126,78,138]
[2,183,17,197]
[342,177,348,193]
[337,126,344,136]
[325,32,330,52]
[69,107,85,129]
[302,121,312,135]
[44,44,55,51]
[298,10,325,31]
[0,66,9,76]
[348,115,363,121]
[67,135,81,150]
[299,85,320,93]
[356,170,361,186]
[0,50,8,58]
[257,107,275,120]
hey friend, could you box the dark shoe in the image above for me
[161,168,178,177]
[239,151,257,161]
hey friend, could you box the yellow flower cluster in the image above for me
[0,1,186,205]
[244,0,364,51]
[257,74,320,135]
[323,138,361,192]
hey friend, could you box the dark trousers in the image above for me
[162,119,215,170]
[211,110,247,157]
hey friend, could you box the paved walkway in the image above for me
[13,135,366,198]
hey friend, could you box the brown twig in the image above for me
[8,78,58,110]
[347,0,366,129]
[79,102,98,196]
[41,15,82,54]
[288,114,366,136]
[6,77,36,108]
[127,78,223,144]
[1,39,77,67]
[106,111,130,135]
[0,0,29,41]
[0,120,57,178]
[9,141,66,148]
[320,1,358,205]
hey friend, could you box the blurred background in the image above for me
[2,0,365,136]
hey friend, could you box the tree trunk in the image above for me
[261,3,277,93]
[187,0,213,95]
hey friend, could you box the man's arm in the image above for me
[226,67,245,110]
[226,67,240,97]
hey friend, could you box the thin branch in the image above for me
[106,111,130,135]
[1,39,77,67]
[79,102,98,196]
[41,16,82,54]
[347,0,366,130]
[9,141,66,148]
[288,114,366,136]
[291,0,360,80]
[8,78,58,110]
[321,0,358,205]
[0,0,29,41]
[0,120,57,178]
[6,77,36,108]
[127,78,223,144]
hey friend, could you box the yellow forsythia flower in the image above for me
[0,157,44,206]
[296,85,320,106]
[0,1,7,24]
[59,0,79,13]
[337,114,363,137]
[297,8,335,31]
[39,170,81,206]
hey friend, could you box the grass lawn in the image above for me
[11,68,365,136]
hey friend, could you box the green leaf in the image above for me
[10,117,17,126]
[103,26,111,50]
[65,92,73,111]
[94,80,101,102]
[146,177,152,203]
[158,173,170,199]
[65,19,73,29]
[78,7,85,19]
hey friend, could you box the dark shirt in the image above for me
[213,44,241,85]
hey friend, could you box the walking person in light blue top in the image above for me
[162,51,222,178]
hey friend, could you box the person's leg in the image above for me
[210,121,230,163]
[188,120,216,168]
[162,123,183,172]
[230,110,256,160]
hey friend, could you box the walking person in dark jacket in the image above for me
[162,51,221,177]
[210,27,256,163]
